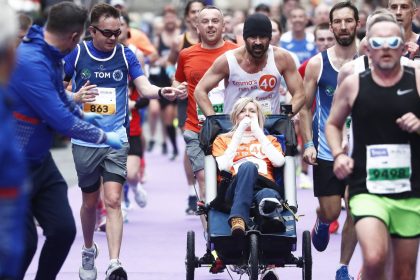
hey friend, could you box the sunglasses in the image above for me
[92,26,122,38]
[368,36,403,49]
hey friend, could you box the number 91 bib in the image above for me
[83,87,116,115]
[196,82,225,123]
[366,144,412,194]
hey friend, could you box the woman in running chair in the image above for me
[212,97,286,236]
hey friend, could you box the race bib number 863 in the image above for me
[83,87,116,115]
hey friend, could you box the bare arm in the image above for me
[133,75,182,100]
[325,74,358,179]
[172,80,181,88]
[300,55,321,165]
[276,49,305,115]
[337,60,356,152]
[194,55,230,116]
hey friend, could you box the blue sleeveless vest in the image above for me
[313,50,338,161]
[72,41,129,147]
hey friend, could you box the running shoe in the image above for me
[329,220,340,234]
[185,196,197,215]
[336,266,354,280]
[261,270,279,280]
[132,183,147,208]
[105,260,127,280]
[311,217,330,252]
[79,243,98,280]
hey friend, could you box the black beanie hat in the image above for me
[243,13,272,41]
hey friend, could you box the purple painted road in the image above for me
[22,143,419,280]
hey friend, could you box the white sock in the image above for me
[338,264,347,270]
[110,258,119,264]
[84,244,95,251]
[188,185,196,196]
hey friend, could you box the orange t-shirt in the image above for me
[175,41,238,133]
[212,134,283,182]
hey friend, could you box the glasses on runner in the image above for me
[92,26,122,38]
[368,36,403,49]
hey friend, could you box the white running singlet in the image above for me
[223,45,283,115]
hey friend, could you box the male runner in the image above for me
[64,3,184,279]
[326,17,420,280]
[195,13,305,117]
[299,2,359,279]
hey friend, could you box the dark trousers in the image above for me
[18,153,76,280]
[226,162,281,224]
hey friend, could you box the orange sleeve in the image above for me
[212,135,228,157]
[268,135,284,155]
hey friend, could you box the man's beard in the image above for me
[245,43,269,59]
[334,30,356,47]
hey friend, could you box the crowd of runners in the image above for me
[0,0,419,279]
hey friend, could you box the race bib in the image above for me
[366,144,412,194]
[197,82,225,123]
[232,156,268,175]
[83,87,116,115]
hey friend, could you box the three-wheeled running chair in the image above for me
[186,113,312,280]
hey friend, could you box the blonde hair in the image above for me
[230,97,265,131]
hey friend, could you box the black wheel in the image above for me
[302,230,312,280]
[248,233,259,280]
[186,231,196,280]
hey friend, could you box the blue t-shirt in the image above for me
[64,41,144,147]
